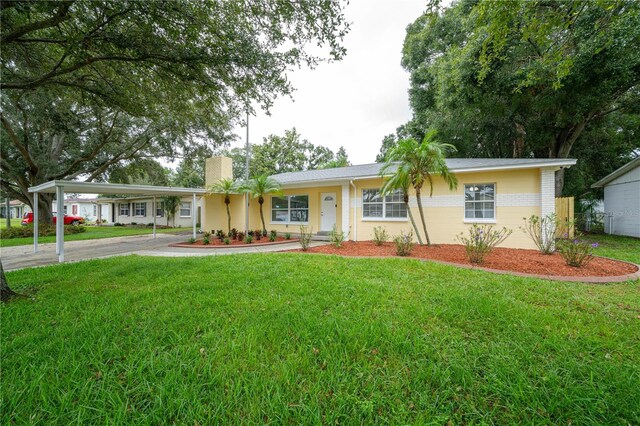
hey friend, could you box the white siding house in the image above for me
[52,198,113,223]
[107,196,201,227]
[592,157,640,238]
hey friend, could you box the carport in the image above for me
[28,180,207,263]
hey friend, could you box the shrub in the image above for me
[270,230,277,238]
[329,225,345,248]
[113,222,124,227]
[203,236,210,245]
[216,230,225,240]
[131,222,137,225]
[269,234,277,242]
[557,236,597,267]
[203,231,211,239]
[147,222,154,227]
[237,232,245,241]
[254,230,262,241]
[244,235,253,244]
[393,230,414,256]
[187,237,196,244]
[223,237,231,245]
[65,225,87,235]
[230,228,239,239]
[456,224,512,264]
[520,214,566,254]
[284,232,291,240]
[372,226,389,246]
[262,229,268,237]
[299,226,313,251]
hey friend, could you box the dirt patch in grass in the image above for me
[294,241,638,277]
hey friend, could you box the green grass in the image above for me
[0,226,185,247]
[0,218,22,228]
[2,253,639,424]
[581,233,640,264]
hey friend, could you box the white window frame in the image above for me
[119,203,130,216]
[179,202,191,218]
[270,195,309,224]
[156,204,164,218]
[463,183,496,223]
[133,202,146,217]
[361,188,408,222]
[92,205,97,216]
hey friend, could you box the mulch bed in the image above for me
[293,241,638,278]
[171,236,298,248]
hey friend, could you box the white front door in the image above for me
[320,192,337,232]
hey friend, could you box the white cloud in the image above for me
[231,0,426,165]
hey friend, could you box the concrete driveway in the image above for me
[1,232,323,271]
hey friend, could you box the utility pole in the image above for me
[245,112,250,234]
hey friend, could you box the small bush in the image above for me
[557,236,597,267]
[456,224,512,264]
[394,230,414,256]
[65,225,87,235]
[299,226,313,251]
[223,237,231,245]
[372,226,389,246]
[216,230,225,240]
[520,214,567,254]
[131,222,137,225]
[187,237,196,244]
[203,236,210,245]
[113,222,124,227]
[244,235,253,244]
[147,223,154,227]
[270,230,277,238]
[254,230,262,241]
[203,231,211,239]
[230,228,239,239]
[329,225,345,248]
[269,234,277,242]
[237,232,245,241]
[284,232,291,240]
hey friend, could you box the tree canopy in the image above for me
[396,0,640,196]
[0,0,350,221]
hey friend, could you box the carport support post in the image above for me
[33,193,38,253]
[56,185,64,262]
[192,193,197,240]
[152,196,157,239]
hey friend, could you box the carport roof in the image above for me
[28,180,207,196]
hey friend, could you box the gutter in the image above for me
[350,180,357,241]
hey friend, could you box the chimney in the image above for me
[205,156,233,186]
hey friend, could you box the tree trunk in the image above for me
[415,187,431,246]
[0,261,17,303]
[406,200,424,245]
[225,201,231,235]
[259,198,266,234]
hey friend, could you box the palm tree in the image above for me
[242,174,282,234]
[381,168,424,246]
[208,178,238,235]
[382,130,457,246]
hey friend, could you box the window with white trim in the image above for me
[134,202,146,217]
[464,184,495,220]
[362,189,407,219]
[119,203,130,216]
[179,202,191,217]
[271,195,309,223]
[93,205,97,216]
[156,205,164,217]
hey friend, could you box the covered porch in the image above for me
[28,180,206,263]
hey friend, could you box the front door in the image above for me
[320,192,337,232]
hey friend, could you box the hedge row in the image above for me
[0,225,86,239]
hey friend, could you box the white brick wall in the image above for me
[540,169,556,217]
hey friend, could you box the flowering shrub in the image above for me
[557,237,598,267]
[456,224,512,264]
[520,214,565,254]
[394,230,414,256]
[372,226,389,246]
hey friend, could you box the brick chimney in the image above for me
[205,156,233,186]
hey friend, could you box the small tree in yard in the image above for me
[162,196,182,227]
[1,261,17,302]
[242,175,282,235]
[381,166,424,246]
[208,178,239,235]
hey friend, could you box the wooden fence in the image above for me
[555,196,575,238]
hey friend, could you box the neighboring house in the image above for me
[52,197,113,223]
[202,156,577,249]
[592,157,640,238]
[0,199,31,219]
[103,196,201,227]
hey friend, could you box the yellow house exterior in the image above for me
[202,156,576,249]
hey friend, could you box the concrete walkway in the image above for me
[1,233,324,271]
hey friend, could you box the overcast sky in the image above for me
[230,0,427,166]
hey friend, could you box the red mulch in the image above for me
[294,241,638,277]
[174,236,297,248]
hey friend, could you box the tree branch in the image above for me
[0,113,38,175]
[1,1,74,43]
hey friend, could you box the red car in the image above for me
[21,212,85,226]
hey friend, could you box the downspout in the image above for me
[350,180,357,241]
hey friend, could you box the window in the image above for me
[119,203,130,216]
[93,205,97,216]
[271,195,309,223]
[464,184,495,220]
[156,205,164,217]
[134,202,146,217]
[362,189,407,219]
[63,205,68,214]
[180,202,191,217]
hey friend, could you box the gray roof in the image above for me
[591,156,640,188]
[272,158,577,185]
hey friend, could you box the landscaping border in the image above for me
[293,252,640,283]
[169,239,300,249]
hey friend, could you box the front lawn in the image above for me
[582,233,640,264]
[0,225,186,247]
[0,218,22,228]
[2,254,639,424]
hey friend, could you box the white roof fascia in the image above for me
[29,180,207,196]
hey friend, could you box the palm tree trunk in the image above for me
[259,199,266,235]
[415,187,431,246]
[406,201,424,245]
[225,202,231,235]
[1,261,17,303]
